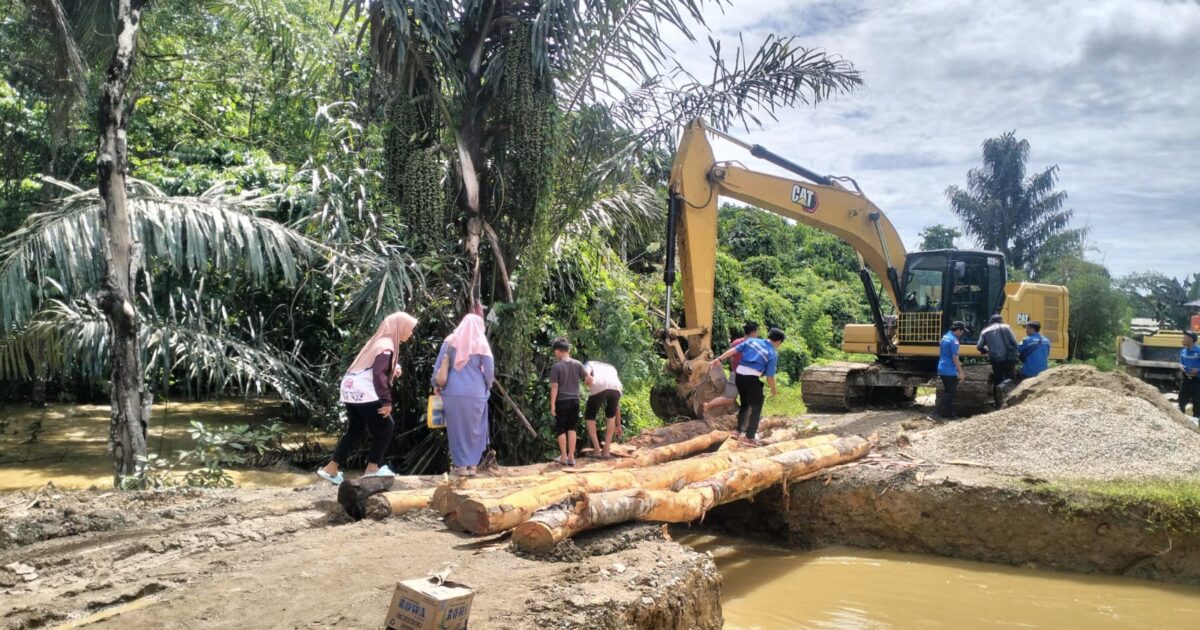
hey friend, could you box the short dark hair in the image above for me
[767,328,786,342]
[743,321,759,336]
[551,338,570,352]
[989,314,1004,324]
[1027,321,1042,332]
[950,321,967,332]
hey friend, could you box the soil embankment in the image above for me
[1,484,721,629]
[703,366,1200,585]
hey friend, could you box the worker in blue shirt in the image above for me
[1180,331,1200,419]
[712,328,785,444]
[932,321,966,422]
[1017,321,1052,380]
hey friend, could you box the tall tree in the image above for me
[918,224,960,250]
[945,131,1073,275]
[97,0,148,481]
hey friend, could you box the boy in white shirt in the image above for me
[584,361,623,459]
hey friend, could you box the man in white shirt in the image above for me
[584,361,623,459]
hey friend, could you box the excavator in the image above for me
[657,119,1071,417]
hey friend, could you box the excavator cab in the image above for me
[897,250,1007,344]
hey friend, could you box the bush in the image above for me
[743,255,783,284]
[775,338,812,381]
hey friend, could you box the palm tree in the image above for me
[341,0,863,307]
[945,131,1074,276]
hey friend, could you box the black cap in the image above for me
[989,314,1004,324]
[1027,321,1042,332]
[950,321,967,331]
[1186,331,1198,342]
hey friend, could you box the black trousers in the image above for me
[991,360,1016,408]
[735,373,766,439]
[1181,377,1200,419]
[936,376,959,419]
[331,402,395,466]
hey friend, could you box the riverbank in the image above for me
[1,483,721,629]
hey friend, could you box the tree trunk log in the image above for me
[365,487,437,520]
[97,0,148,484]
[338,475,396,521]
[513,435,870,550]
[455,434,836,535]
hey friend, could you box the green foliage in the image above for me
[918,224,960,250]
[1117,272,1193,329]
[775,339,813,382]
[945,131,1078,277]
[1044,258,1129,360]
[743,255,783,284]
[118,420,287,490]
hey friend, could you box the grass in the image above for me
[1030,478,1200,534]
[764,377,807,418]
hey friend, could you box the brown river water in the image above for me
[682,534,1200,629]
[0,402,328,491]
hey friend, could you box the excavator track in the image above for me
[936,364,1000,416]
[803,361,999,415]
[801,362,872,412]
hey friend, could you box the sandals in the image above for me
[317,469,344,486]
[363,465,396,478]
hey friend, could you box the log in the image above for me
[365,487,437,520]
[363,429,728,524]
[337,475,396,521]
[456,434,837,535]
[513,435,870,550]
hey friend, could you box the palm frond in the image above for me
[0,289,319,409]
[0,177,329,331]
[557,181,663,245]
[609,35,862,150]
[341,244,426,327]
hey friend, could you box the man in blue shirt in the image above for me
[1180,331,1200,419]
[932,321,966,422]
[1017,321,1052,380]
[712,327,784,444]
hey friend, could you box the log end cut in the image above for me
[512,521,557,552]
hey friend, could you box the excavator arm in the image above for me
[664,119,907,372]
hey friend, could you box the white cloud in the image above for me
[662,0,1200,279]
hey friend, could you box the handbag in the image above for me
[435,351,451,388]
[426,394,445,429]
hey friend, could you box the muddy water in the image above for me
[682,535,1200,629]
[0,401,330,491]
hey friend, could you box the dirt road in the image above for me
[1,484,720,629]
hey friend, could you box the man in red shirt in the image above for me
[702,322,758,416]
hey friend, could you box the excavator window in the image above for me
[945,253,1007,340]
[900,254,945,313]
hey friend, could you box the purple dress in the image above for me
[431,341,495,467]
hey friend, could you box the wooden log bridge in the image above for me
[512,435,870,550]
[353,417,867,548]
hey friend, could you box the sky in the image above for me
[660,0,1200,279]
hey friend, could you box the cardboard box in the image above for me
[385,578,474,630]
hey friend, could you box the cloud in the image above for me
[661,0,1200,279]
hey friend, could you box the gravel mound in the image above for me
[912,385,1200,480]
[1009,365,1195,431]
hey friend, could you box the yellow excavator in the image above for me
[657,120,1071,417]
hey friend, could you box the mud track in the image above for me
[1,485,720,629]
